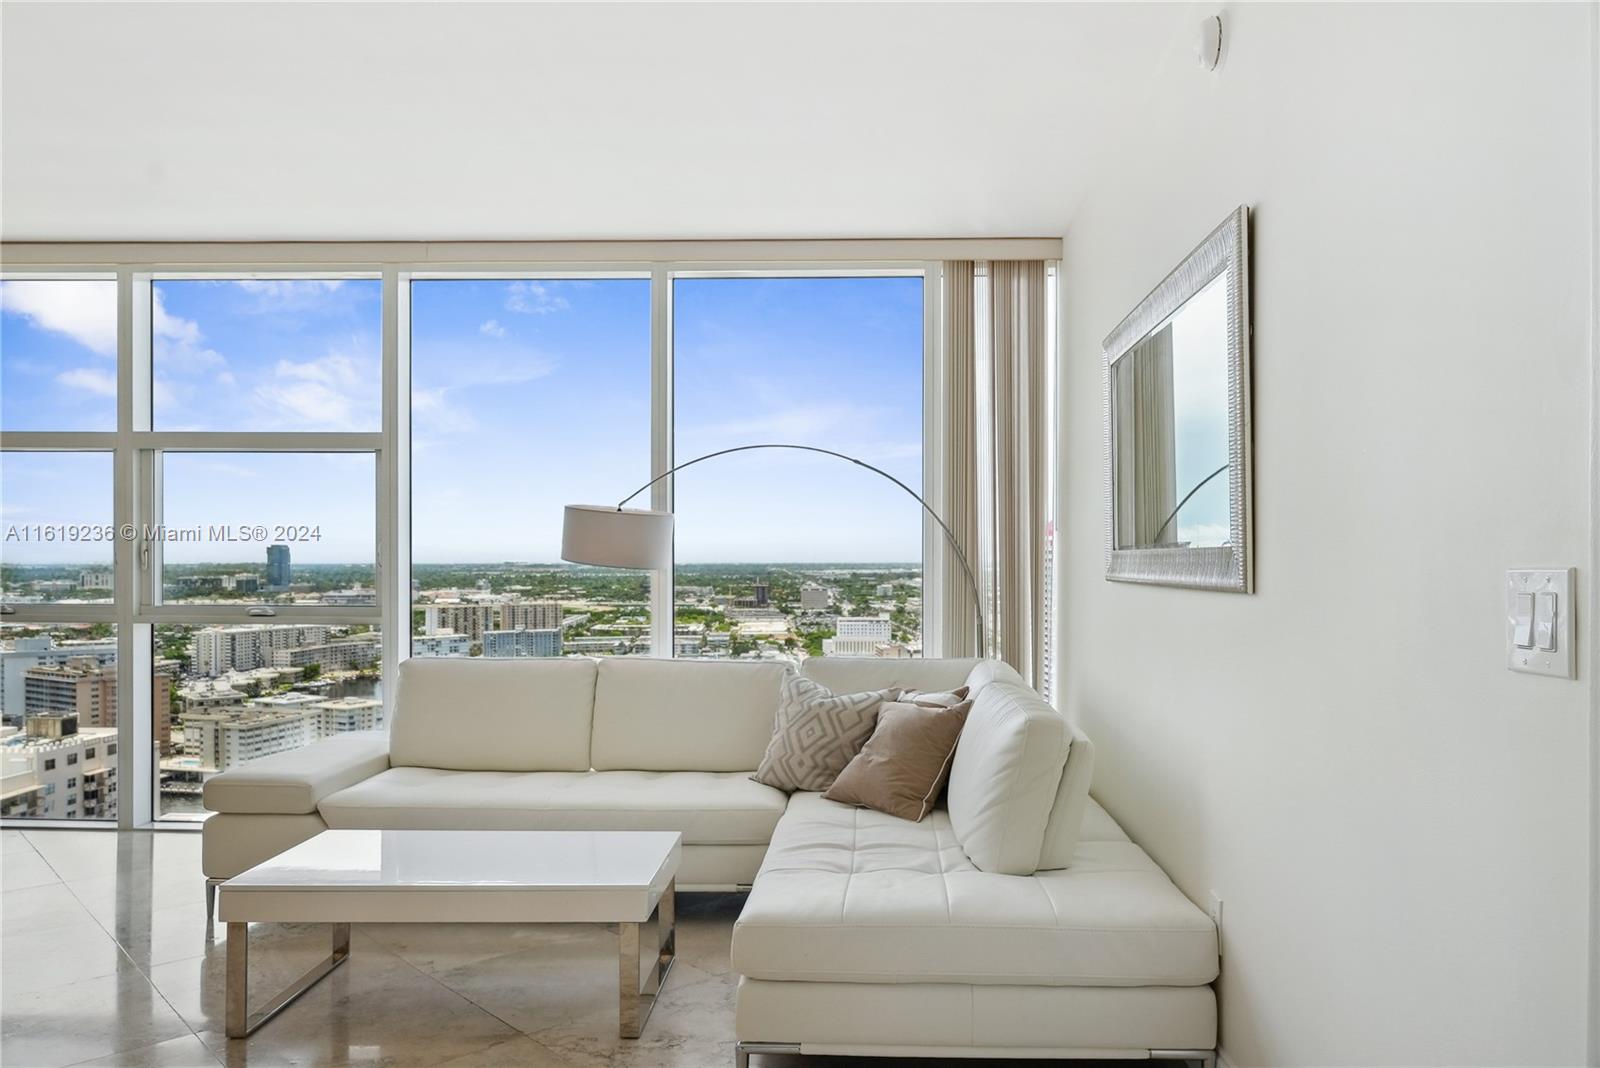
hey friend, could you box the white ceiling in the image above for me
[1,2,1183,242]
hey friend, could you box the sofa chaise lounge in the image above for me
[202,655,1218,1065]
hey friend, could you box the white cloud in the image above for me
[0,279,118,356]
[411,346,556,437]
[505,281,569,315]
[55,367,118,397]
[253,350,378,429]
[479,319,506,338]
[690,400,885,444]
[233,280,345,300]
[151,288,227,375]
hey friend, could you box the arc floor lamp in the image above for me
[561,443,985,653]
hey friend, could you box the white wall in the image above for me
[1057,4,1595,1065]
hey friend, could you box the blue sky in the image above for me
[2,276,924,566]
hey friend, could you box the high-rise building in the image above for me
[824,617,893,657]
[78,570,115,590]
[0,636,118,724]
[269,634,381,673]
[423,604,495,641]
[312,697,383,734]
[498,601,563,632]
[192,625,333,676]
[412,632,471,657]
[423,601,562,641]
[752,582,770,607]
[22,658,179,753]
[482,628,562,658]
[0,715,118,819]
[266,544,292,588]
[24,657,117,726]
[183,706,319,772]
[800,583,831,611]
[179,694,383,774]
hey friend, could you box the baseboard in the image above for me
[1217,1046,1237,1068]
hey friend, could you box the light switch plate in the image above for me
[1506,569,1575,679]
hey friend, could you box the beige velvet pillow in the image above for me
[752,673,895,792]
[823,698,973,822]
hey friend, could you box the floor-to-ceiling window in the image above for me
[671,274,926,660]
[1,249,1053,829]
[409,277,653,659]
[2,280,122,820]
[144,278,384,819]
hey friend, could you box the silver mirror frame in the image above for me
[1102,205,1253,592]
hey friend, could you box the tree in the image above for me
[301,664,322,682]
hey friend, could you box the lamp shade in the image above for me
[561,505,673,570]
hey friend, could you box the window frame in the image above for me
[2,242,1060,829]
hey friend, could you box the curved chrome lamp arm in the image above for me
[617,443,985,655]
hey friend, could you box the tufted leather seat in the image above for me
[732,792,1218,987]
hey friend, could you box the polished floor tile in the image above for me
[2,881,98,938]
[2,848,62,892]
[1,956,194,1068]
[65,1033,224,1068]
[0,827,1127,1068]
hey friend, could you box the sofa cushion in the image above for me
[591,658,787,772]
[802,657,981,696]
[389,657,596,772]
[1038,721,1096,869]
[203,730,390,815]
[962,658,1028,693]
[945,681,1068,874]
[318,767,788,845]
[731,793,1218,987]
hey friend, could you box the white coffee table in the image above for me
[218,829,680,1040]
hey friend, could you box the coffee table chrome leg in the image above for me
[226,922,352,1039]
[619,878,676,1038]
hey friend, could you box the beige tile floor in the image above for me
[0,828,1120,1068]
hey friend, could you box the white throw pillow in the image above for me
[944,681,1069,875]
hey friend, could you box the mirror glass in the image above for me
[1111,271,1231,550]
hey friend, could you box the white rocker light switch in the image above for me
[1512,593,1535,649]
[1506,569,1575,679]
[1532,592,1557,652]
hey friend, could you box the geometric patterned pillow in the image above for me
[751,672,896,793]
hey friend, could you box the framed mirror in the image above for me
[1103,205,1252,592]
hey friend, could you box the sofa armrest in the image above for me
[202,730,390,815]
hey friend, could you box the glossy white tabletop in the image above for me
[227,829,680,891]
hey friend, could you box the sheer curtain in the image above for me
[933,260,1050,687]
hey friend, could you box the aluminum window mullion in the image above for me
[650,266,674,658]
[378,268,409,709]
[134,605,380,626]
[0,432,120,450]
[129,433,383,452]
[921,261,944,658]
[115,267,148,828]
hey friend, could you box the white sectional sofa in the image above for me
[202,655,1218,1066]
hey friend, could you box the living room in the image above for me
[0,3,1595,1067]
